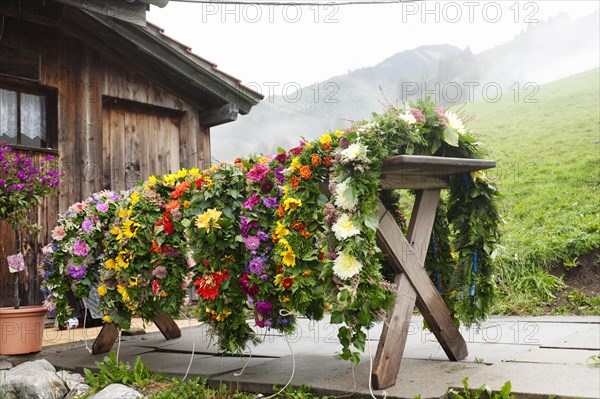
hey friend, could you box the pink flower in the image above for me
[70,202,84,213]
[43,299,56,312]
[410,108,426,123]
[246,163,271,182]
[73,240,91,257]
[152,266,168,279]
[51,225,66,241]
[96,203,109,213]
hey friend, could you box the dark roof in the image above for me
[63,6,264,115]
[78,9,263,114]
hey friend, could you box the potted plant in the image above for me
[0,142,62,355]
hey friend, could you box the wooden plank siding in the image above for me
[0,16,212,307]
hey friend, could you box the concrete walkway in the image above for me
[2,315,599,398]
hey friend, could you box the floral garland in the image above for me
[40,98,499,363]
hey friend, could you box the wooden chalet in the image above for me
[0,0,263,307]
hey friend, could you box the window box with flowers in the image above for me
[0,142,62,355]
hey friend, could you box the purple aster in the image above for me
[243,194,261,210]
[260,274,269,281]
[246,163,271,182]
[96,203,109,213]
[255,301,272,316]
[248,255,267,275]
[262,197,278,209]
[73,240,91,257]
[68,264,87,279]
[240,216,258,237]
[245,236,261,252]
[81,219,93,232]
[274,167,285,183]
[256,230,270,242]
[277,317,291,325]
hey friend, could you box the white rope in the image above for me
[262,333,296,399]
[83,302,92,354]
[116,328,122,363]
[367,329,387,399]
[181,312,196,381]
[234,345,253,377]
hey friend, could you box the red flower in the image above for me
[152,280,161,296]
[324,156,333,167]
[171,181,191,199]
[282,277,294,289]
[195,178,204,190]
[151,239,163,254]
[194,269,229,301]
[322,142,332,151]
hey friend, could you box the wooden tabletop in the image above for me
[380,155,496,190]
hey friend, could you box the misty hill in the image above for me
[212,11,599,161]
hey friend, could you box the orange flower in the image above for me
[276,204,285,218]
[299,165,312,180]
[322,142,332,151]
[302,270,312,277]
[310,154,322,167]
[151,239,163,254]
[171,181,191,199]
[324,156,333,167]
[165,200,180,211]
[300,229,312,238]
[290,175,300,189]
[183,200,190,208]
[290,221,306,232]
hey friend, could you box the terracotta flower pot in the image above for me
[0,305,47,355]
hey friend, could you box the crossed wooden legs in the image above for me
[91,311,181,354]
[372,190,468,389]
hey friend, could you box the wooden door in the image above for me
[102,100,182,191]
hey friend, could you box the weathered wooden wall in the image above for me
[0,15,212,307]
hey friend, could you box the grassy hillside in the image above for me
[463,68,600,314]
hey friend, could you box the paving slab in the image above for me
[542,325,600,350]
[511,347,600,365]
[137,351,272,379]
[210,353,487,399]
[464,362,600,399]
[44,345,155,373]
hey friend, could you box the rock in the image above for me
[64,383,91,399]
[10,359,56,373]
[56,370,85,390]
[0,360,12,370]
[1,360,67,399]
[89,383,143,399]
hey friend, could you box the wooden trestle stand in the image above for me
[372,155,495,389]
[91,154,496,391]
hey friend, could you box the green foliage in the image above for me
[82,352,161,397]
[553,290,600,316]
[447,378,515,399]
[464,68,600,315]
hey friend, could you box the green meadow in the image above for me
[463,67,600,314]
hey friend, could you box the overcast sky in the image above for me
[147,0,599,94]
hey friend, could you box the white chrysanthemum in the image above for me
[332,252,363,280]
[399,112,417,125]
[340,143,366,163]
[334,179,357,211]
[331,213,361,240]
[444,111,466,134]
